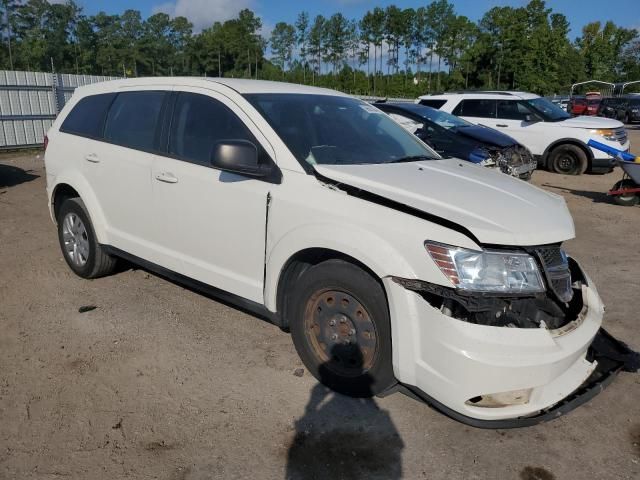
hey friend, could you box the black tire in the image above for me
[549,144,588,175]
[611,179,640,207]
[57,197,117,278]
[289,259,395,397]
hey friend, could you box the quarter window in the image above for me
[60,93,116,138]
[103,91,166,151]
[169,92,261,166]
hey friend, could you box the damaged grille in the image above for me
[493,146,536,178]
[535,246,573,303]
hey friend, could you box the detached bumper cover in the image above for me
[401,328,638,429]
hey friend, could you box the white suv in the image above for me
[45,78,628,427]
[418,91,629,175]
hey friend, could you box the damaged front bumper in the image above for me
[382,260,637,428]
[400,328,636,429]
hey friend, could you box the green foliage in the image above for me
[0,0,638,97]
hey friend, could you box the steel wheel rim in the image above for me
[62,212,90,267]
[557,153,576,172]
[303,288,378,377]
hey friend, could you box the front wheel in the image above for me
[289,259,396,397]
[549,144,588,175]
[611,179,640,206]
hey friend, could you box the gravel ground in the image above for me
[1,128,639,480]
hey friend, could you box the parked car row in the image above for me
[373,101,537,180]
[44,78,631,429]
[598,95,640,123]
[418,91,628,175]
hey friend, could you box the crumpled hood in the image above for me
[558,116,623,129]
[314,159,575,246]
[453,125,517,148]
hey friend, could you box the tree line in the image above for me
[0,0,639,97]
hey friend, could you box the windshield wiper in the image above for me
[389,155,434,163]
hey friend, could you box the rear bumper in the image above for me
[400,328,635,428]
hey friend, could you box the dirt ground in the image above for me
[1,128,640,480]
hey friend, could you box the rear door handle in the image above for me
[155,172,178,184]
[84,153,100,163]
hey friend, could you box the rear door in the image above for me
[151,89,276,303]
[87,90,167,259]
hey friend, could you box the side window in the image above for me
[104,91,166,151]
[169,92,263,167]
[418,99,446,109]
[457,99,497,118]
[60,93,116,138]
[496,100,533,120]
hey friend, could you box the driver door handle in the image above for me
[155,172,178,184]
[84,153,100,163]
[496,124,508,128]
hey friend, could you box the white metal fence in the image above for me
[0,70,117,149]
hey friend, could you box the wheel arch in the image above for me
[273,248,386,329]
[264,226,417,325]
[49,174,109,244]
[541,138,594,170]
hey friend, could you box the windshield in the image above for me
[416,106,473,129]
[244,94,438,168]
[525,97,570,121]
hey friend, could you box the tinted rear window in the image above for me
[104,91,166,151]
[418,99,446,109]
[454,99,496,118]
[60,93,115,138]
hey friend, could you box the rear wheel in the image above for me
[57,197,117,278]
[289,259,395,397]
[611,179,640,206]
[549,144,588,175]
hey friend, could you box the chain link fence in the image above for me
[0,70,117,150]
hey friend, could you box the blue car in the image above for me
[375,102,537,180]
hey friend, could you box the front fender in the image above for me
[49,171,110,244]
[263,222,418,312]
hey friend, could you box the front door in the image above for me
[151,89,276,303]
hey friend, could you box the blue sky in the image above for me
[72,0,640,37]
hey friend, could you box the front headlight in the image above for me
[425,242,545,294]
[590,129,618,141]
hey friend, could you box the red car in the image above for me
[568,96,587,116]
[585,95,602,116]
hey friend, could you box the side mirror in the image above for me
[524,114,539,123]
[210,140,272,177]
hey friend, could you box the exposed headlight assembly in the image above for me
[425,242,545,294]
[590,129,617,141]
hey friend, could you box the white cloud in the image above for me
[152,0,256,31]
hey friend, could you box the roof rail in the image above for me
[439,90,516,96]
